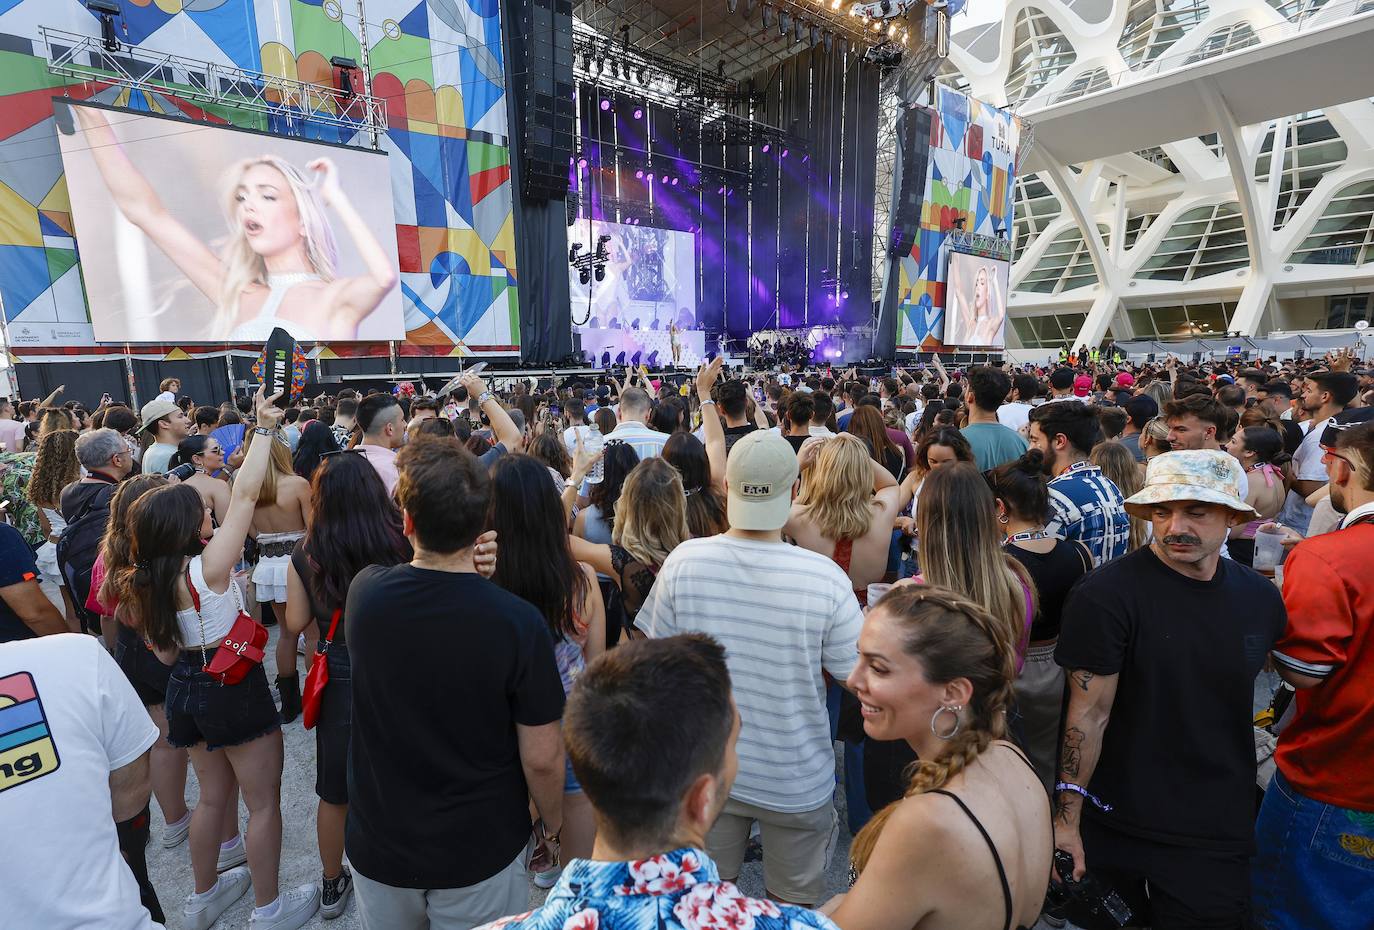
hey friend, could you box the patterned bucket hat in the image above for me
[1123,449,1257,518]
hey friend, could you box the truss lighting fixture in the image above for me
[780,11,791,35]
[823,31,833,51]
[887,22,896,36]
[795,18,805,42]
[87,0,123,52]
[762,3,773,27]
[810,25,822,46]
[745,0,756,16]
[728,0,739,11]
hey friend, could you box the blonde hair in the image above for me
[916,464,1035,653]
[1141,415,1171,456]
[849,584,1018,873]
[241,427,295,506]
[613,458,689,568]
[796,435,875,541]
[27,429,80,508]
[1091,440,1148,551]
[215,156,337,339]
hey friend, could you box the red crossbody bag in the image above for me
[188,570,268,686]
[302,608,342,730]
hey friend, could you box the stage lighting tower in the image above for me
[87,0,122,52]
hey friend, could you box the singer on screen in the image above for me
[944,258,1006,348]
[64,103,397,342]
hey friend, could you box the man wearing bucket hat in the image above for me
[1052,450,1287,928]
[635,430,862,907]
[137,396,192,475]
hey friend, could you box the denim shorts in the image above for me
[314,649,351,805]
[1252,769,1374,929]
[113,624,172,707]
[164,648,280,751]
[564,757,582,794]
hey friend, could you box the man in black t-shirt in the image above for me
[1054,449,1286,929]
[345,437,566,929]
[714,379,758,454]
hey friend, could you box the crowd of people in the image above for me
[0,348,1370,930]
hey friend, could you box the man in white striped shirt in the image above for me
[636,430,863,907]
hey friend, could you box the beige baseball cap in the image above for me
[726,430,799,531]
[138,398,180,434]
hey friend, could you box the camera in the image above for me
[1045,850,1133,928]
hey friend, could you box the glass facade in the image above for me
[1289,179,1374,267]
[1134,203,1248,281]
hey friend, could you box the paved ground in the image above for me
[147,623,1208,928]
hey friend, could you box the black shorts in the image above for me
[165,649,280,751]
[113,624,172,707]
[314,650,351,805]
[1076,818,1251,930]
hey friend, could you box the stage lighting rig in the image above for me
[569,234,612,286]
[86,0,123,53]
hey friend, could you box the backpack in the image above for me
[56,483,116,634]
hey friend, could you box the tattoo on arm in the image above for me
[1071,670,1095,692]
[1060,727,1085,780]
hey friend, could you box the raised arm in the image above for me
[307,158,398,327]
[462,371,521,452]
[561,432,603,525]
[64,102,223,302]
[695,358,727,489]
[200,387,283,591]
[1053,669,1120,881]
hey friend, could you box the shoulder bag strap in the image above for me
[185,567,209,667]
[319,608,342,655]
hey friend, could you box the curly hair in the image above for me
[849,584,1019,874]
[26,429,80,509]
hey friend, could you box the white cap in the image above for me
[726,431,799,531]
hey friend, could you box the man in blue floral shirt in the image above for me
[476,635,839,930]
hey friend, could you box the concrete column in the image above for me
[1038,150,1122,348]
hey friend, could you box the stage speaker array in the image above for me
[887,107,933,259]
[512,0,575,200]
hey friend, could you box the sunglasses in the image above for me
[320,447,364,458]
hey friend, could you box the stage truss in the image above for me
[40,27,388,148]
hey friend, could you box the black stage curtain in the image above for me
[501,0,574,364]
[739,48,880,336]
[15,361,129,409]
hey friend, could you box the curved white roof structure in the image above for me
[942,0,1374,348]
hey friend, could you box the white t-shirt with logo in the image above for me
[0,634,159,929]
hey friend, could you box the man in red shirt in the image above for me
[1253,420,1374,930]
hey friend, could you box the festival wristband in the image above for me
[1055,782,1113,812]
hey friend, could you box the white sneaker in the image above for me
[532,864,563,890]
[247,883,321,930]
[217,835,247,872]
[184,866,250,930]
[297,633,307,656]
[162,810,191,848]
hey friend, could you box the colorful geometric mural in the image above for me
[0,0,517,352]
[895,85,1020,350]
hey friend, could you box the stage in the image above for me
[578,326,706,368]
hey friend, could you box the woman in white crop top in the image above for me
[116,387,321,928]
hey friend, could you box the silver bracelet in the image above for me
[477,391,495,406]
[253,426,275,437]
[699,398,717,408]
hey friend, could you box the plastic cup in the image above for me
[1253,526,1284,572]
[867,583,893,606]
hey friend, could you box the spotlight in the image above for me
[635,169,644,179]
[582,51,595,70]
[841,290,849,299]
[580,270,590,285]
[871,19,881,30]
[661,174,669,183]
[728,0,739,11]
[569,243,583,262]
[577,157,588,169]
[795,18,806,42]
[671,177,679,186]
[810,25,822,46]
[762,2,773,27]
[87,0,121,52]
[600,98,611,111]
[781,148,789,157]
[779,10,791,35]
[633,107,643,119]
[887,22,896,35]
[824,31,833,51]
[610,60,619,78]
[745,0,756,15]
[637,67,648,84]
[595,265,606,282]
[717,185,727,194]
[718,60,726,77]
[761,142,770,153]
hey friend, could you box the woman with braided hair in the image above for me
[826,584,1052,930]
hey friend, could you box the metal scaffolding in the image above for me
[41,27,387,148]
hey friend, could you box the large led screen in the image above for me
[56,100,404,344]
[942,251,1010,348]
[567,220,697,331]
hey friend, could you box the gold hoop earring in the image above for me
[931,704,963,740]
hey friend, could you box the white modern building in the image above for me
[938,0,1374,350]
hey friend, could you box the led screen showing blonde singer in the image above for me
[56,100,403,343]
[942,252,1010,349]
